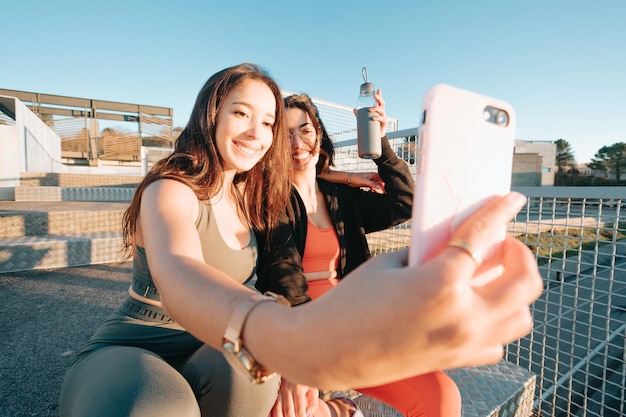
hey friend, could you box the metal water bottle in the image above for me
[356,67,381,159]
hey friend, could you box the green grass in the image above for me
[371,223,626,265]
[369,223,626,266]
[515,222,626,265]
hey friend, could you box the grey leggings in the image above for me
[59,344,280,417]
[59,315,280,416]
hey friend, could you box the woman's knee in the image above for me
[406,371,462,417]
[182,345,279,416]
[357,371,462,417]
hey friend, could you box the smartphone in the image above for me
[408,83,516,267]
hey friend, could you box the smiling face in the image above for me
[214,79,276,174]
[286,107,320,174]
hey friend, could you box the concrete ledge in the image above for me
[0,209,125,237]
[19,172,142,187]
[447,362,536,417]
[0,232,128,273]
[14,186,135,202]
[0,186,15,201]
[356,361,536,417]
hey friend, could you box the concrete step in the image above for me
[0,201,130,273]
[19,171,142,188]
[447,362,536,417]
[13,185,135,202]
[356,361,536,417]
[0,231,129,273]
[0,201,129,237]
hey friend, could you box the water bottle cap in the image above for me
[359,82,375,95]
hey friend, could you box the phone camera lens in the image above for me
[495,111,509,126]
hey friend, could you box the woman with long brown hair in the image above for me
[60,62,293,417]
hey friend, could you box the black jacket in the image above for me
[255,137,414,305]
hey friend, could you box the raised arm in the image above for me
[347,89,415,232]
[318,170,385,193]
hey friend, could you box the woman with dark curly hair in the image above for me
[256,92,461,416]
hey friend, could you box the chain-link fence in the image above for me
[335,132,626,417]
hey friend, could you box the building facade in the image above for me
[513,139,556,186]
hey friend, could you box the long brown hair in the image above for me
[122,63,292,255]
[284,93,335,175]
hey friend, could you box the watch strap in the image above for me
[222,292,290,383]
[223,294,274,350]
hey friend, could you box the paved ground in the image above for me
[0,262,535,417]
[0,262,132,417]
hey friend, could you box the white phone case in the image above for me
[408,84,516,267]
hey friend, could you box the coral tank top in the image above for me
[301,220,340,273]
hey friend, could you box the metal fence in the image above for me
[334,131,626,417]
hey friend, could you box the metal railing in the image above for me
[0,88,173,164]
[335,132,626,417]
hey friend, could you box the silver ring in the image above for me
[447,239,483,265]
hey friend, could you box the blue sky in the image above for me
[2,0,624,163]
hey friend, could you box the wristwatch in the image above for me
[222,292,290,384]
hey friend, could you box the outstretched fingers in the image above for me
[474,236,543,341]
[433,192,542,363]
[440,192,528,282]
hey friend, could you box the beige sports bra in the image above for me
[130,199,258,306]
[194,199,258,284]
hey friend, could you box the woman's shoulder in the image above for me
[141,178,200,220]
[144,178,196,199]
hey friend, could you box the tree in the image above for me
[588,142,626,180]
[555,139,576,173]
[587,156,607,179]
